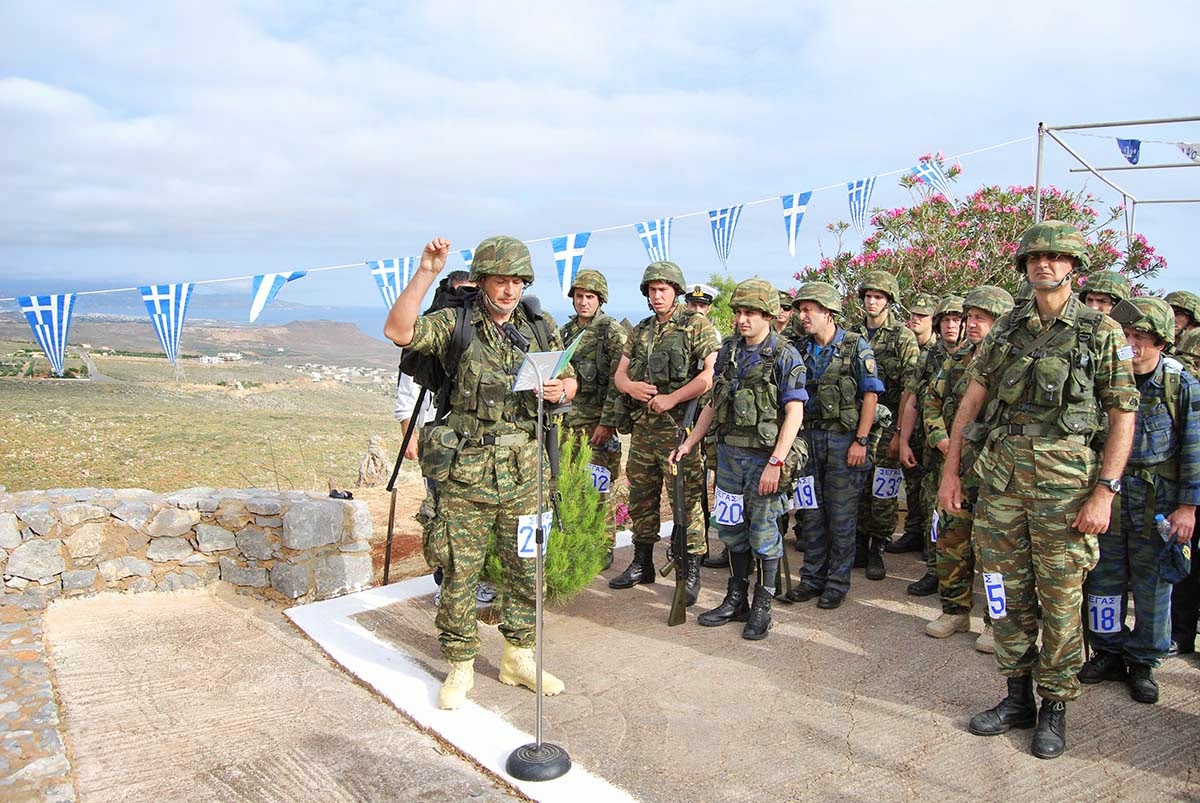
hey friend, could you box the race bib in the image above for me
[588,463,611,493]
[1087,594,1122,634]
[793,476,818,510]
[930,509,939,544]
[872,467,902,499]
[983,572,1007,619]
[516,512,553,558]
[714,486,745,526]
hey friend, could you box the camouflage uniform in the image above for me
[1173,327,1200,374]
[407,252,572,664]
[1085,299,1200,671]
[1168,327,1200,655]
[1165,290,1200,344]
[896,291,939,561]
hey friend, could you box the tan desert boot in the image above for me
[438,658,475,710]
[499,642,564,696]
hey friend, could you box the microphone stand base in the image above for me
[505,742,572,782]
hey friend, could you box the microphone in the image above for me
[503,323,530,351]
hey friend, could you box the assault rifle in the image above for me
[664,396,700,627]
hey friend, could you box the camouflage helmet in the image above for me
[1127,297,1176,344]
[729,277,781,317]
[858,270,901,302]
[1174,327,1200,360]
[569,268,608,304]
[640,261,687,296]
[778,290,795,310]
[908,292,937,316]
[932,294,964,326]
[1014,220,1091,273]
[794,281,843,314]
[1164,290,1200,324]
[962,286,1015,320]
[1078,271,1131,304]
[469,235,534,284]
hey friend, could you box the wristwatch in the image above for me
[1096,477,1122,494]
[558,388,568,404]
[767,455,784,467]
[855,435,870,446]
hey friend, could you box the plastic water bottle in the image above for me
[1155,513,1172,543]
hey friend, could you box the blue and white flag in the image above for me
[551,231,592,297]
[1117,138,1141,165]
[708,206,743,267]
[459,249,474,269]
[140,283,193,366]
[248,271,306,322]
[368,258,413,309]
[635,218,672,263]
[18,294,75,376]
[1179,142,1200,164]
[910,159,956,202]
[847,177,877,235]
[780,191,813,257]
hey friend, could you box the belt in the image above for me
[468,433,530,447]
[993,423,1087,444]
[720,435,765,449]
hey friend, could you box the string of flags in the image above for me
[1060,130,1200,165]
[3,136,1033,374]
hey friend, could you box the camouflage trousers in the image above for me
[713,443,787,560]
[567,425,623,545]
[799,428,871,594]
[922,454,943,570]
[903,436,932,570]
[857,426,900,543]
[935,483,980,615]
[973,485,1099,702]
[627,420,706,554]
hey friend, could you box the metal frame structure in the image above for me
[1033,115,1200,235]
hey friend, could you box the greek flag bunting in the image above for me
[368,258,413,309]
[1179,142,1200,164]
[910,159,956,202]
[551,232,592,297]
[635,218,672,263]
[847,177,877,235]
[707,205,743,267]
[18,294,75,376]
[1117,138,1141,165]
[140,283,193,366]
[248,271,307,322]
[780,191,813,257]
[459,249,474,269]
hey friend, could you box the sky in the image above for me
[1,0,1197,332]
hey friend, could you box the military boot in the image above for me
[853,534,868,568]
[967,675,1037,736]
[698,550,751,626]
[1031,699,1067,759]
[865,537,887,581]
[702,544,729,569]
[684,554,702,606]
[609,541,656,589]
[743,557,778,640]
[498,642,564,696]
[885,530,923,554]
[907,572,938,596]
[438,658,475,710]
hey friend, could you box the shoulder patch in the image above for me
[864,356,877,375]
[1117,344,1134,361]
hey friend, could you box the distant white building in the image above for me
[217,352,243,361]
[200,355,222,365]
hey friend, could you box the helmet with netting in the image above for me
[469,235,534,284]
[569,268,609,303]
[1078,271,1131,304]
[932,294,964,327]
[794,281,844,314]
[1165,290,1200,324]
[962,286,1015,320]
[1014,220,1091,273]
[858,270,901,302]
[640,261,687,296]
[1127,297,1176,344]
[729,277,780,317]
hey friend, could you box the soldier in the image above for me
[1173,327,1200,375]
[923,287,1014,652]
[384,235,577,710]
[560,268,629,569]
[1079,297,1199,702]
[889,291,937,557]
[897,294,964,597]
[773,290,795,334]
[782,282,883,609]
[610,262,719,605]
[849,271,920,581]
[685,283,719,316]
[1078,271,1131,316]
[1168,327,1200,659]
[940,220,1138,759]
[673,279,807,640]
[1165,290,1200,343]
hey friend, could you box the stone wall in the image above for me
[0,487,373,609]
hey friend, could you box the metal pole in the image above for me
[1069,163,1200,172]
[1044,129,1138,206]
[1035,122,1045,222]
[1046,115,1200,131]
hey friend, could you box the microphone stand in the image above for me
[503,329,571,782]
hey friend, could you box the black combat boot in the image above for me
[885,530,923,553]
[865,537,887,581]
[684,554,702,606]
[853,534,868,568]
[1031,699,1067,759]
[609,542,656,589]
[702,545,729,569]
[906,572,938,596]
[967,675,1037,736]
[698,550,750,625]
[743,583,774,640]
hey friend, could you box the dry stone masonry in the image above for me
[0,488,373,609]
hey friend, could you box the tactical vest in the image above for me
[564,313,615,409]
[854,316,905,409]
[712,333,784,450]
[799,330,866,432]
[628,306,705,402]
[445,309,544,441]
[972,302,1105,441]
[1127,359,1185,479]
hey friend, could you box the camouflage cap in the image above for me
[794,281,843,314]
[962,286,1015,320]
[908,292,937,315]
[858,270,900,302]
[1127,297,1176,344]
[640,261,687,296]
[729,277,780,317]
[1079,271,1132,304]
[469,235,534,284]
[1015,220,1091,273]
[1165,290,1200,323]
[569,268,608,303]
